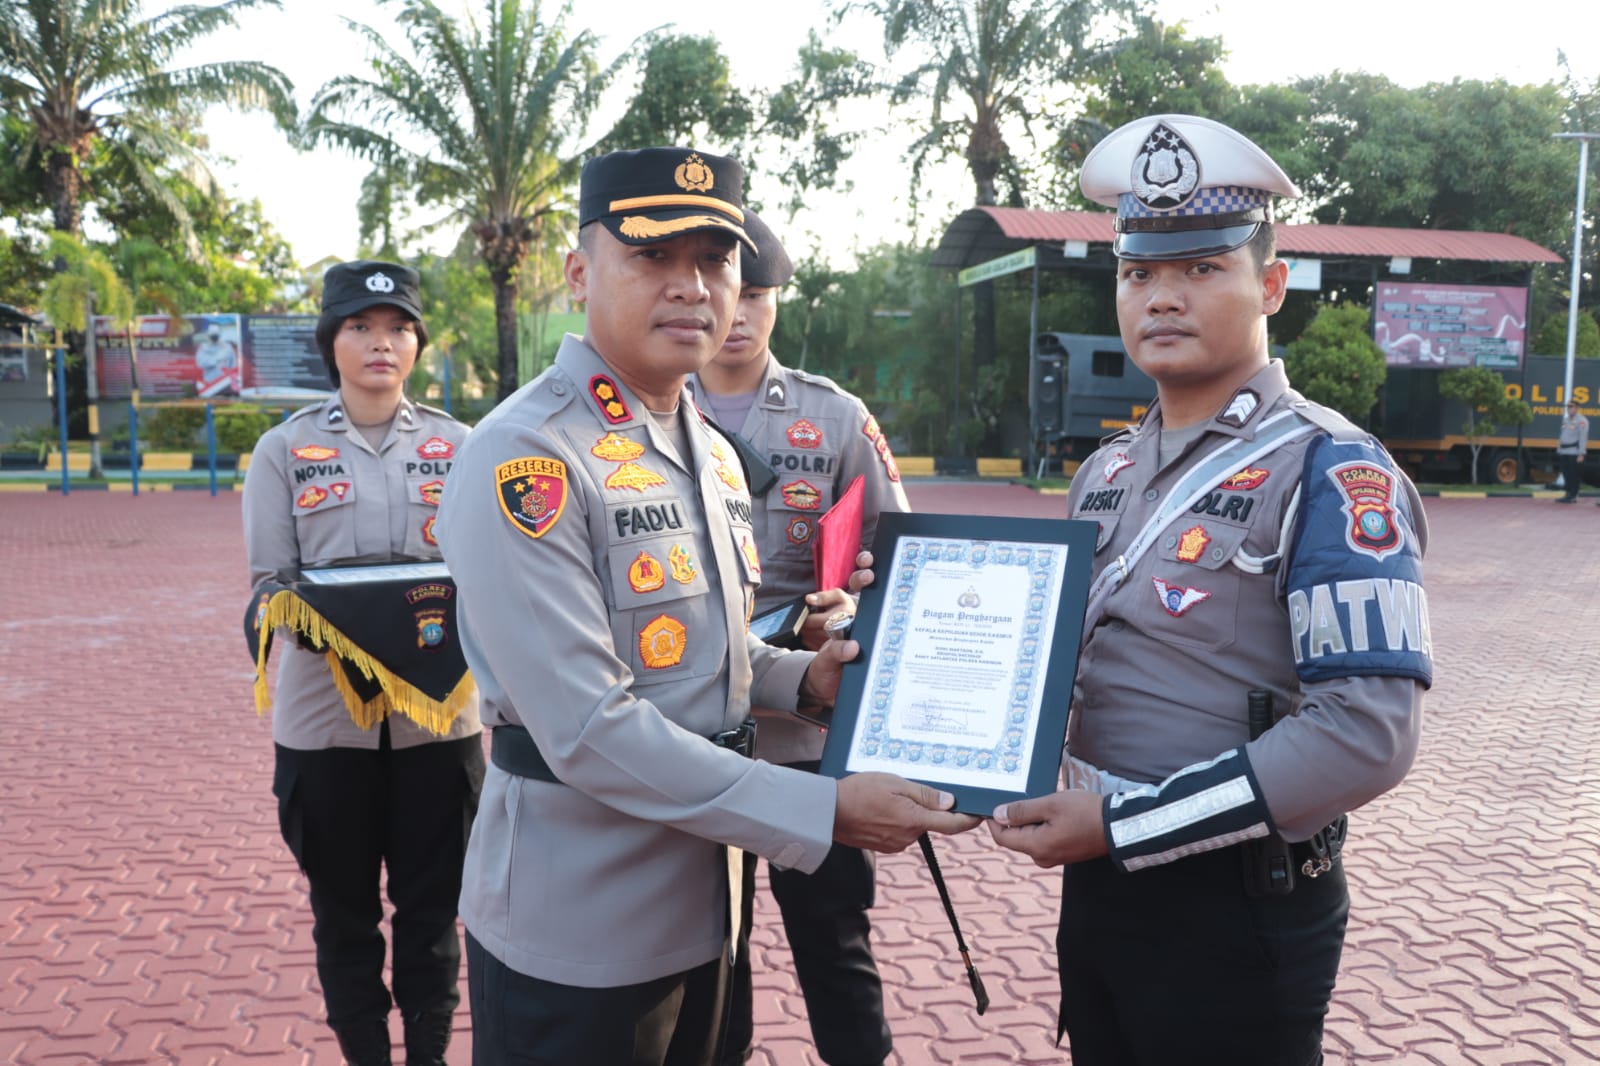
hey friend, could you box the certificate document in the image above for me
[845,536,1063,789]
[820,513,1096,813]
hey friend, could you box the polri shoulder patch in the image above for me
[1326,461,1402,561]
[496,457,568,539]
[590,375,632,424]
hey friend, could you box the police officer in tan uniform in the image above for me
[985,116,1433,1064]
[1556,399,1587,502]
[433,147,976,1066]
[242,261,483,1066]
[690,210,908,1066]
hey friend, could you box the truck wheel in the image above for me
[1485,449,1523,486]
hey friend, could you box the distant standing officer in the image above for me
[691,210,909,1066]
[1557,399,1587,502]
[986,114,1433,1064]
[433,147,977,1066]
[242,261,483,1066]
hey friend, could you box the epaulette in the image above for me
[283,401,330,424]
[412,400,456,421]
[786,365,853,399]
[1285,393,1367,442]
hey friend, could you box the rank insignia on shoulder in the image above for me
[417,436,455,460]
[422,515,438,546]
[1103,452,1134,483]
[786,419,823,449]
[1222,466,1269,490]
[606,461,669,492]
[419,480,444,506]
[591,432,645,463]
[292,444,340,462]
[296,485,329,509]
[1175,524,1211,563]
[668,544,697,584]
[740,535,762,576]
[629,550,666,593]
[496,457,568,540]
[639,614,687,669]
[415,609,447,649]
[715,463,744,492]
[590,374,632,424]
[1326,461,1402,560]
[1153,576,1210,616]
[766,379,787,405]
[786,514,814,545]
[781,479,822,510]
[1218,389,1261,428]
[861,415,881,441]
[329,482,351,501]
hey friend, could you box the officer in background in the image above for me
[690,210,909,1066]
[433,147,977,1066]
[986,115,1433,1063]
[1556,399,1587,502]
[242,261,483,1065]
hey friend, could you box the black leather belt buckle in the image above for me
[712,719,757,757]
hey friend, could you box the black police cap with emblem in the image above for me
[1080,114,1301,261]
[322,259,423,321]
[579,147,757,255]
[739,209,794,288]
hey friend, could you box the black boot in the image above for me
[333,1020,392,1066]
[402,1010,453,1066]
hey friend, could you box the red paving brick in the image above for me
[3,486,1599,1063]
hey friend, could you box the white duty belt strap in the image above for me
[1080,409,1317,635]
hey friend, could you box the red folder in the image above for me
[813,475,865,592]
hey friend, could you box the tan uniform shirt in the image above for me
[241,396,482,750]
[689,356,911,763]
[1558,412,1588,456]
[434,335,836,988]
[1067,362,1430,849]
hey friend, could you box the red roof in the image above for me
[934,206,1563,267]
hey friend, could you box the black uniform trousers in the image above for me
[721,761,891,1066]
[467,931,729,1066]
[273,728,485,1029]
[1559,452,1582,500]
[1057,844,1349,1066]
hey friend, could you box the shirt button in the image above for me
[1144,489,1160,502]
[1163,535,1177,549]
[1211,548,1224,561]
[1109,620,1125,632]
[552,383,567,396]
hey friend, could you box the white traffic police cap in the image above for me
[1080,113,1302,260]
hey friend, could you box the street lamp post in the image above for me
[1554,132,1598,403]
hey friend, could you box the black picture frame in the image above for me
[818,512,1098,815]
[749,594,811,648]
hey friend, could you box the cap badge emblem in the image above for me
[1131,122,1201,210]
[365,271,395,293]
[674,153,714,193]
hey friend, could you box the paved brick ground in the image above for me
[3,486,1597,1064]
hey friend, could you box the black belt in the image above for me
[490,720,757,784]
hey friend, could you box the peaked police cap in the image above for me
[579,147,756,254]
[321,259,423,321]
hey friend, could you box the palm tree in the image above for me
[303,0,623,400]
[0,0,294,243]
[853,0,1132,207]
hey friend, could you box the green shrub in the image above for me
[140,406,205,451]
[215,408,274,454]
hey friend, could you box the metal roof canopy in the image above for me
[934,207,1564,475]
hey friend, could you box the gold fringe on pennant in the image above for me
[252,590,471,736]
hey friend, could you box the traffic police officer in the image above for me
[433,147,976,1066]
[986,115,1433,1064]
[242,260,483,1065]
[690,210,910,1066]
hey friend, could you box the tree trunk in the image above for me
[492,268,521,402]
[47,149,82,236]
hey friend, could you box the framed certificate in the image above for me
[818,512,1098,815]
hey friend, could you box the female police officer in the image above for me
[242,261,483,1065]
